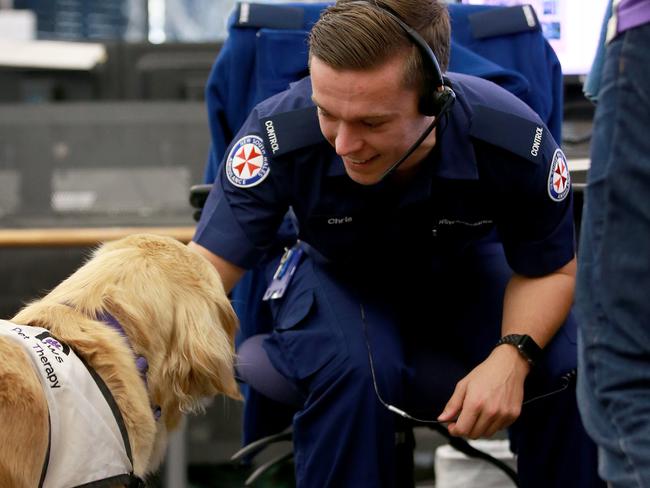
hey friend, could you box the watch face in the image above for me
[498,334,541,364]
[518,335,541,362]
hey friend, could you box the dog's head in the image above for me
[46,234,241,418]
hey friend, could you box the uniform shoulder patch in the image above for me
[468,5,540,39]
[225,135,270,188]
[234,2,304,29]
[547,149,570,201]
[260,106,324,157]
[470,104,546,164]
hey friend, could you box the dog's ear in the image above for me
[161,284,241,413]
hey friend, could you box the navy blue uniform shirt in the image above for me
[194,72,574,278]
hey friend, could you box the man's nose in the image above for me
[334,123,364,156]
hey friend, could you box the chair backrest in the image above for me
[202,1,563,183]
[203,2,328,182]
[447,4,563,141]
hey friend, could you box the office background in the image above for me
[0,1,599,486]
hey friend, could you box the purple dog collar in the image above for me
[97,311,162,421]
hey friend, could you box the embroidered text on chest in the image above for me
[327,216,353,225]
[437,218,494,227]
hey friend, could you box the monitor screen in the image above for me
[462,0,609,76]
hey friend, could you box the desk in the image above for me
[569,158,590,185]
[0,226,195,247]
[569,158,590,172]
[0,39,106,70]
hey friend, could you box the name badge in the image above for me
[263,243,304,301]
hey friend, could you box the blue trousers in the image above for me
[576,23,650,488]
[257,239,601,487]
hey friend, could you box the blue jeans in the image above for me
[577,23,650,488]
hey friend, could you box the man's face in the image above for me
[310,54,436,186]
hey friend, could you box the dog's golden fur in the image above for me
[0,234,240,488]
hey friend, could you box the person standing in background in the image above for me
[576,1,650,486]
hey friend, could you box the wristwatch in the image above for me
[495,334,542,366]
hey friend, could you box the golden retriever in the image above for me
[0,234,240,488]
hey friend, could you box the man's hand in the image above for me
[437,345,530,438]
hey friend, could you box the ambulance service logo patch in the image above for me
[225,135,270,188]
[547,148,570,202]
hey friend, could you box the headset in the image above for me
[346,1,456,178]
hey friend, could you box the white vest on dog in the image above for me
[0,320,133,488]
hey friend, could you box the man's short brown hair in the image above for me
[309,0,451,97]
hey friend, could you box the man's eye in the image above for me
[363,120,383,128]
[318,109,334,120]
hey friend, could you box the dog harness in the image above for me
[0,320,138,488]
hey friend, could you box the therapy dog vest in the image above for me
[0,320,134,488]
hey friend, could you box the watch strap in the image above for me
[495,334,542,365]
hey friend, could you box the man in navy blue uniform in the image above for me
[190,1,602,486]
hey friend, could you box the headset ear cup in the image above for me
[419,91,437,116]
[421,86,456,118]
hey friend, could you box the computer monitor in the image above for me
[462,0,609,76]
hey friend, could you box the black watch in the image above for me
[495,334,542,366]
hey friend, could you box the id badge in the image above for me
[263,242,304,301]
